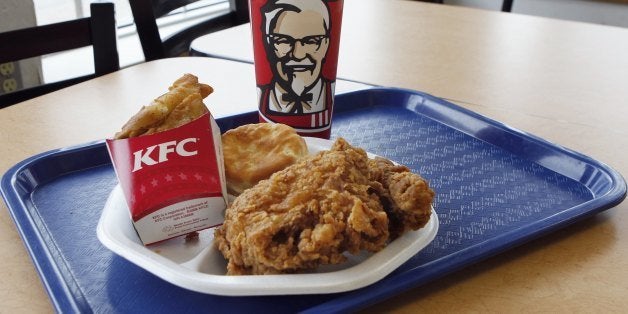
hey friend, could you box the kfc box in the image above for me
[106,113,227,245]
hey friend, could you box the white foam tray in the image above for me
[96,137,438,296]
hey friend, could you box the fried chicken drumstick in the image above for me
[214,138,434,275]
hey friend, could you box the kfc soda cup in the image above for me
[249,0,343,139]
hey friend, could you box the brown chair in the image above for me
[129,0,249,61]
[0,2,119,109]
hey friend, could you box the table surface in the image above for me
[2,0,628,312]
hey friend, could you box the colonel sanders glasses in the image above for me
[267,34,328,56]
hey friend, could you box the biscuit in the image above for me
[222,123,308,195]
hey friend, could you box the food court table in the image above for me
[2,0,628,312]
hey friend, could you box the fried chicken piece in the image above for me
[214,138,435,275]
[368,157,434,239]
[114,74,213,139]
[215,138,389,275]
[143,92,208,135]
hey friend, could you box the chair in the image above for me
[0,2,119,109]
[129,0,250,61]
[502,0,514,12]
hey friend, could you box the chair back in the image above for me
[129,0,249,61]
[502,0,514,12]
[0,2,119,108]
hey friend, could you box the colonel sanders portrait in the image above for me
[258,0,336,129]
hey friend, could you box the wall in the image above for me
[0,0,42,94]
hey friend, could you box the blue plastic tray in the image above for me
[2,88,625,313]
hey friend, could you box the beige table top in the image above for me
[2,0,628,312]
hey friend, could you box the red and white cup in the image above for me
[106,113,227,245]
[249,0,344,139]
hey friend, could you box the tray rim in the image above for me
[0,144,104,313]
[2,87,626,313]
[335,88,626,198]
[96,184,439,296]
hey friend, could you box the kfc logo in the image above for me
[132,138,199,172]
[105,112,227,245]
[253,0,342,136]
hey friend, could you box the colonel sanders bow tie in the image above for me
[282,92,314,114]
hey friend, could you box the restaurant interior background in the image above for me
[2,0,628,93]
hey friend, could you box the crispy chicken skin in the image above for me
[214,138,434,275]
[114,74,212,139]
[367,157,434,239]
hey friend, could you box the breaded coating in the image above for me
[368,157,434,239]
[214,138,434,275]
[114,73,212,139]
[143,92,208,135]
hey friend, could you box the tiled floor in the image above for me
[29,0,628,84]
